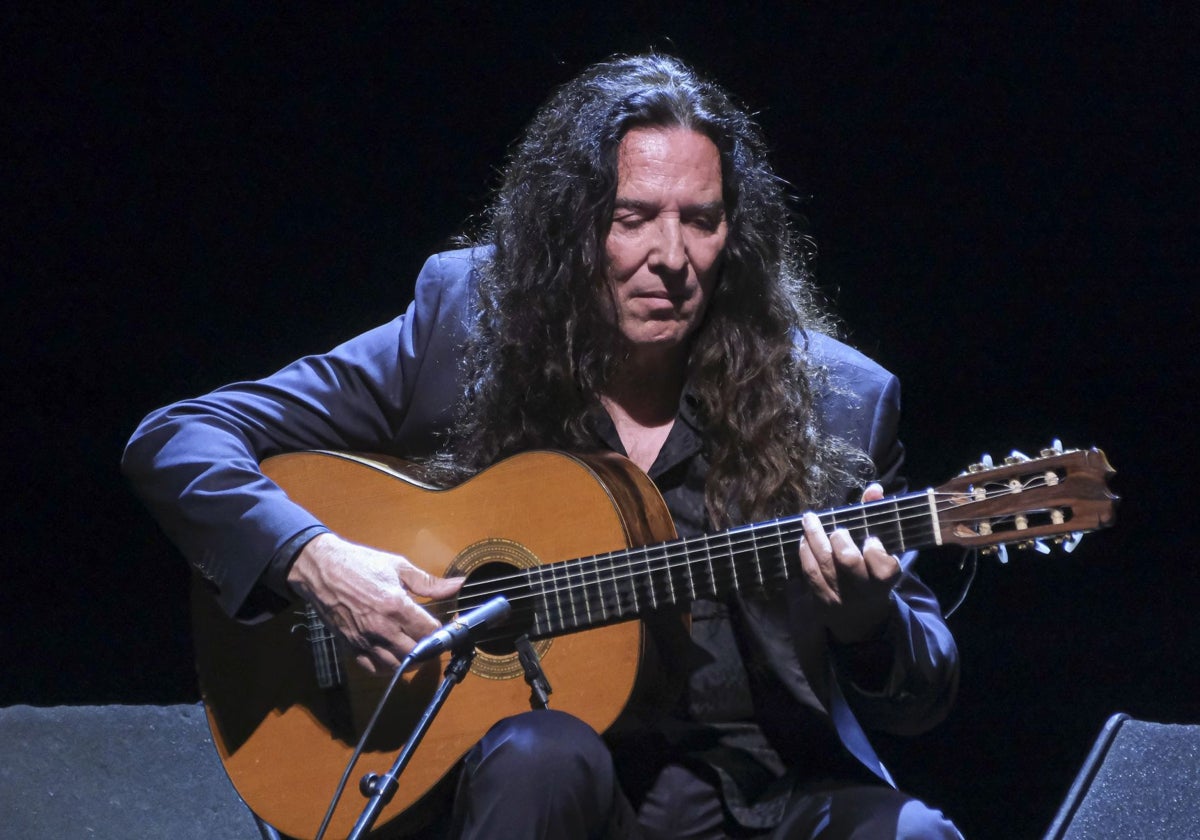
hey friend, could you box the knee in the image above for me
[895,799,963,840]
[786,785,963,840]
[466,709,611,788]
[453,710,619,837]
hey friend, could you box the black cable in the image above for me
[313,651,416,840]
[942,549,979,619]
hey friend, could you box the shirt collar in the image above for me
[590,384,706,479]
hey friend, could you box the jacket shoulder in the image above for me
[801,330,897,393]
[417,245,492,290]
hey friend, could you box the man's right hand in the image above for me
[286,532,464,674]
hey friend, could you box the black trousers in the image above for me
[445,710,963,840]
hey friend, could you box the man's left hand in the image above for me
[798,482,901,644]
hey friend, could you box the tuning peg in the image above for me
[996,543,1009,564]
[1032,539,1051,555]
[1060,532,1084,553]
[967,452,994,473]
[1005,450,1032,465]
[1040,439,1065,457]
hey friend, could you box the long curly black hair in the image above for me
[442,53,862,526]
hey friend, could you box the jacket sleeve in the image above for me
[826,360,960,736]
[120,251,474,619]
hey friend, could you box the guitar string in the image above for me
[300,474,1077,656]
[411,474,1072,617]
[430,482,1064,615]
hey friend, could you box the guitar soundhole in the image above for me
[449,538,553,681]
[461,561,526,656]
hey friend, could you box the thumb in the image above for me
[861,482,885,503]
[399,565,465,599]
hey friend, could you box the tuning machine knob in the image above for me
[1040,439,1066,458]
[967,453,995,473]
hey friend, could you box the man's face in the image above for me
[604,126,728,357]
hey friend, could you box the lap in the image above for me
[772,781,962,840]
[634,762,962,840]
[431,712,961,840]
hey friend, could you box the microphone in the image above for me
[407,595,511,665]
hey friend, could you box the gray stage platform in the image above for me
[0,704,267,839]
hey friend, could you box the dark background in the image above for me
[5,4,1196,838]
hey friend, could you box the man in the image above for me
[124,54,961,838]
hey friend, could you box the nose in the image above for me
[648,217,687,275]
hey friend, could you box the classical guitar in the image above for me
[191,444,1116,838]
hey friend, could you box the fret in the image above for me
[607,554,626,618]
[869,498,905,555]
[548,561,567,634]
[607,553,627,618]
[619,555,635,616]
[643,544,660,610]
[891,498,907,552]
[565,560,581,628]
[626,550,641,614]
[684,534,706,598]
[632,548,648,609]
[701,532,717,598]
[537,562,552,634]
[723,530,740,594]
[748,527,765,588]
[727,525,764,594]
[682,538,697,601]
[582,556,599,625]
[531,565,549,637]
[597,554,613,620]
[615,554,632,618]
[851,504,871,547]
[774,519,791,580]
[662,541,678,606]
[895,492,935,551]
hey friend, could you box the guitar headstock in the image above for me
[933,442,1117,555]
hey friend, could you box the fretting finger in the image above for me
[829,528,867,578]
[799,533,838,603]
[861,535,901,584]
[801,512,838,585]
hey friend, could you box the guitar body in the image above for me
[191,450,677,839]
[190,441,1117,837]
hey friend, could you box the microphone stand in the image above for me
[515,634,552,710]
[345,646,476,840]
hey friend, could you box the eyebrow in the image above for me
[613,198,725,214]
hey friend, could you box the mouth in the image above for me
[634,289,687,302]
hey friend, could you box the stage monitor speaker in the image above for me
[0,703,276,839]
[1044,712,1200,839]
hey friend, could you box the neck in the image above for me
[602,345,688,425]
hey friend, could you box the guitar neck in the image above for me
[518,489,941,639]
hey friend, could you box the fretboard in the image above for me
[521,489,942,639]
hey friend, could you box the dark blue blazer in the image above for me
[123,248,958,784]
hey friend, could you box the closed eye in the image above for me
[612,212,649,230]
[685,212,724,232]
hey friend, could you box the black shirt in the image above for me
[592,393,871,830]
